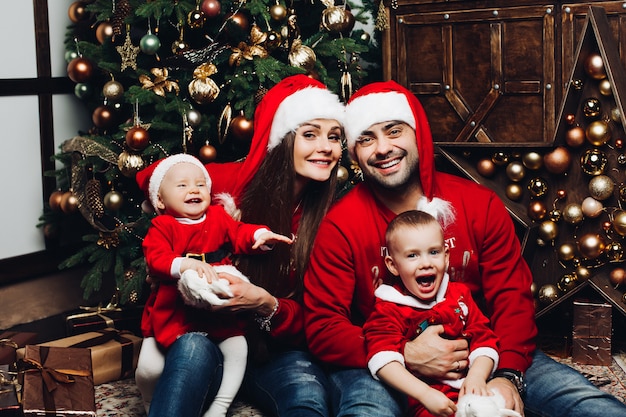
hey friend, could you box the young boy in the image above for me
[136,153,292,417]
[364,210,499,417]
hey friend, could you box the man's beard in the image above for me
[362,150,419,192]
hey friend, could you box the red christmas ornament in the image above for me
[201,0,221,18]
[67,57,94,83]
[230,113,254,142]
[92,105,117,129]
[125,126,150,151]
[199,142,217,163]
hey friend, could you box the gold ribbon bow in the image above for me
[139,67,180,97]
[229,24,268,66]
[22,358,91,393]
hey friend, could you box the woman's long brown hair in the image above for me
[234,131,340,301]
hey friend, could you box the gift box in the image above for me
[0,365,20,416]
[572,300,612,365]
[65,304,143,337]
[21,345,95,417]
[18,329,142,385]
[1,332,38,366]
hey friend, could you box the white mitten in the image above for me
[456,390,522,417]
[178,265,249,309]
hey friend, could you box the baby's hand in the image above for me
[180,258,219,283]
[422,388,457,417]
[252,231,293,250]
[459,376,491,397]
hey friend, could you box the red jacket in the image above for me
[364,278,499,385]
[304,174,536,372]
[142,205,264,348]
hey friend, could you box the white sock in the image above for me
[134,337,165,415]
[203,335,248,417]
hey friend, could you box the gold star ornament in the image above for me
[116,31,140,71]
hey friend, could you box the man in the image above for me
[304,80,626,417]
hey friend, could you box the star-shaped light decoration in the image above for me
[437,7,626,317]
[116,30,140,71]
[229,24,268,67]
[139,67,180,97]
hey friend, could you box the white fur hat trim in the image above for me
[269,86,345,150]
[149,154,212,214]
[344,91,416,150]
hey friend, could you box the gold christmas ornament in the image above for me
[562,203,584,225]
[613,210,626,236]
[321,0,355,34]
[577,233,606,259]
[580,148,607,175]
[188,63,220,104]
[586,120,611,146]
[528,201,547,221]
[566,126,585,148]
[538,220,559,241]
[610,267,626,287]
[588,174,614,200]
[476,158,496,177]
[543,146,571,174]
[522,152,543,170]
[140,67,180,97]
[605,241,624,262]
[61,191,80,214]
[610,107,622,124]
[97,231,120,249]
[557,273,578,292]
[505,183,523,201]
[599,79,612,96]
[584,53,607,79]
[557,243,577,262]
[270,3,287,20]
[117,151,145,178]
[102,80,124,101]
[491,152,509,166]
[337,165,349,184]
[527,177,548,198]
[582,97,602,119]
[49,190,65,212]
[505,161,525,182]
[288,39,316,70]
[538,284,559,304]
[116,30,140,71]
[576,266,592,281]
[104,190,124,211]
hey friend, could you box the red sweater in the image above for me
[142,205,264,348]
[304,174,536,372]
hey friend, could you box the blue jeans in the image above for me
[148,333,222,417]
[241,350,331,416]
[525,350,626,417]
[327,367,405,417]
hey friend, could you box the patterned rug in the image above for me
[95,354,626,416]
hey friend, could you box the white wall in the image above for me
[0,1,90,259]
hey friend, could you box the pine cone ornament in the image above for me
[86,179,105,218]
[112,0,131,38]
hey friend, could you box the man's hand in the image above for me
[487,377,524,416]
[403,324,469,379]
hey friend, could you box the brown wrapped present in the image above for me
[21,345,95,417]
[572,300,612,365]
[0,332,38,366]
[0,365,20,416]
[65,304,143,336]
[18,329,142,385]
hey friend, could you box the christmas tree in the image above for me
[41,0,382,304]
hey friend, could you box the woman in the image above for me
[136,74,345,417]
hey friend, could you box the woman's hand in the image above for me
[210,271,274,315]
[403,324,469,379]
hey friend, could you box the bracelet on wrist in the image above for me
[490,368,526,397]
[255,297,279,332]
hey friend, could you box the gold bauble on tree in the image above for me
[605,241,625,262]
[557,242,577,262]
[103,80,124,101]
[118,151,145,178]
[586,120,611,146]
[60,191,79,214]
[337,166,349,184]
[505,161,525,182]
[527,177,548,198]
[582,97,602,119]
[321,6,355,34]
[580,148,607,175]
[538,220,559,241]
[104,190,124,211]
[584,52,607,80]
[199,142,217,163]
[189,63,220,104]
[599,79,612,96]
[270,3,287,21]
[576,266,592,281]
[506,183,523,201]
[288,39,316,71]
[522,152,543,170]
[557,273,578,292]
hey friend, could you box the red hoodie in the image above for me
[304,81,536,372]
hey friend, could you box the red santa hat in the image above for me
[343,80,435,200]
[230,74,345,199]
[136,153,212,214]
